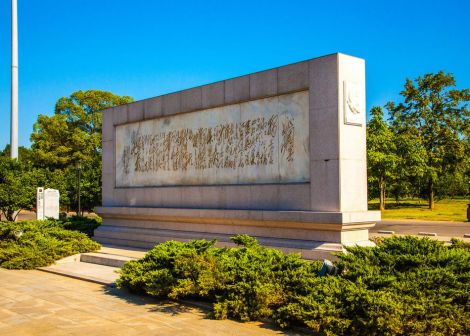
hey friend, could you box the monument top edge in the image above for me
[100,52,364,114]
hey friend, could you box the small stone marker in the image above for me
[464,234,470,238]
[37,188,60,220]
[378,230,395,234]
[418,232,437,237]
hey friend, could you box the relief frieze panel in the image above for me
[115,91,309,187]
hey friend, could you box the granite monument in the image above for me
[95,53,381,259]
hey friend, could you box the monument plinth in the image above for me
[95,53,380,259]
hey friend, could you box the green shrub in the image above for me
[277,237,470,335]
[117,235,321,322]
[0,220,100,269]
[58,215,102,237]
[117,235,470,335]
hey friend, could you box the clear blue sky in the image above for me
[0,0,468,148]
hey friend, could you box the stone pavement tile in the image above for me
[64,323,146,336]
[0,269,302,335]
[0,319,69,336]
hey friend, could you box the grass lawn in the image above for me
[368,197,469,222]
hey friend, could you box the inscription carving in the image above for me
[115,91,309,187]
[121,114,297,174]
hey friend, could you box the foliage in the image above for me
[117,235,469,335]
[1,145,35,164]
[57,215,102,237]
[31,90,133,168]
[0,157,47,221]
[366,106,399,209]
[387,71,469,209]
[0,220,100,269]
[30,90,133,212]
[117,235,321,322]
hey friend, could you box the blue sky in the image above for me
[0,0,468,148]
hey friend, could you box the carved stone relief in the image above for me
[115,91,309,187]
[343,81,364,126]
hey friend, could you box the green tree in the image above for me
[30,90,133,212]
[367,107,399,210]
[1,145,35,164]
[0,157,46,221]
[387,71,469,209]
[31,90,133,168]
[389,131,427,202]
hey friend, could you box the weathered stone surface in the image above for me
[181,87,202,112]
[250,69,277,99]
[225,75,250,104]
[143,96,162,119]
[202,82,224,108]
[278,61,309,93]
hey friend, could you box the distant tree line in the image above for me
[367,71,469,210]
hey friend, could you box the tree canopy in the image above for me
[386,71,469,209]
[31,90,133,168]
[0,157,46,221]
[28,90,133,214]
[367,107,399,210]
[366,71,469,209]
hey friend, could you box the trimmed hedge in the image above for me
[0,220,100,269]
[117,235,470,335]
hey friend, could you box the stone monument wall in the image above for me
[95,53,381,259]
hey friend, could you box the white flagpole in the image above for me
[11,0,18,159]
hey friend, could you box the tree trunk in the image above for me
[5,210,15,222]
[12,210,20,222]
[428,179,435,210]
[379,176,386,211]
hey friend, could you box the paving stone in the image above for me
[0,269,300,335]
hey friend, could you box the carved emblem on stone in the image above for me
[344,81,364,125]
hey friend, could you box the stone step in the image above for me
[96,236,158,250]
[94,226,345,260]
[80,252,135,268]
[99,245,148,259]
[38,261,120,286]
[37,246,147,286]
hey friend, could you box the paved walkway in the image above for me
[0,269,301,336]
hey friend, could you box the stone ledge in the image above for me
[95,206,380,226]
[94,229,346,260]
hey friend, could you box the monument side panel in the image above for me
[308,54,341,212]
[338,54,368,212]
[102,107,116,207]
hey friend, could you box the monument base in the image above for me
[94,207,379,260]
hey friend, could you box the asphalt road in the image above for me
[372,219,470,238]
